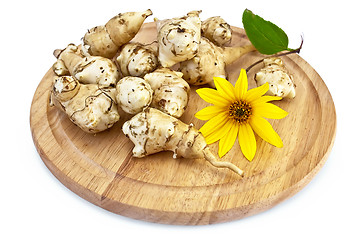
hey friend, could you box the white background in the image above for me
[1,0,359,239]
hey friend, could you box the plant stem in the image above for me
[246,36,304,73]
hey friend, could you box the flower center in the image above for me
[229,100,252,123]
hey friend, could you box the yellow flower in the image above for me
[195,69,288,161]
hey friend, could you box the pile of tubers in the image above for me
[50,9,259,176]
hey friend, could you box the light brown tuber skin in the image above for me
[115,76,153,114]
[51,76,120,133]
[83,10,153,58]
[122,107,244,176]
[53,44,120,87]
[156,10,202,68]
[179,37,256,87]
[114,42,158,78]
[144,68,190,118]
[114,68,189,117]
[255,57,296,99]
[201,16,232,46]
[52,58,69,76]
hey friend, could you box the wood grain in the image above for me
[30,23,336,225]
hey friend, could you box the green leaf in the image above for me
[242,9,293,55]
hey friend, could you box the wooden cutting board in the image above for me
[30,23,336,225]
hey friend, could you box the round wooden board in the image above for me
[30,23,336,225]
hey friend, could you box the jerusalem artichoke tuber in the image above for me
[144,68,190,118]
[114,68,190,117]
[114,42,158,78]
[201,16,232,46]
[179,37,256,87]
[115,76,153,114]
[53,44,120,87]
[83,9,153,58]
[52,58,69,76]
[255,57,296,99]
[156,10,202,67]
[123,108,244,176]
[51,76,120,133]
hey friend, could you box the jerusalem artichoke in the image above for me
[144,68,190,118]
[123,108,244,176]
[114,42,158,78]
[156,10,202,67]
[115,76,153,114]
[201,16,232,46]
[51,76,120,133]
[52,58,69,76]
[179,37,256,87]
[53,44,120,87]
[255,57,296,99]
[83,9,153,58]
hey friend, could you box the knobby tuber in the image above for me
[53,44,120,87]
[51,76,120,133]
[144,68,190,118]
[255,57,296,99]
[83,9,153,58]
[114,42,158,78]
[115,76,153,114]
[201,16,232,46]
[52,58,69,76]
[156,10,202,67]
[179,37,256,87]
[123,108,244,176]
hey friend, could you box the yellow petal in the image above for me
[218,121,239,157]
[196,88,231,106]
[244,83,269,103]
[238,123,257,161]
[206,118,233,145]
[235,69,248,99]
[195,105,227,121]
[252,102,288,119]
[213,77,236,102]
[251,95,282,105]
[250,115,283,148]
[199,112,228,138]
